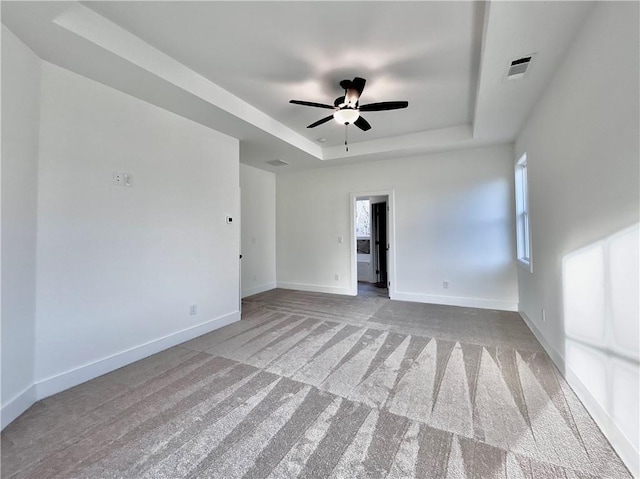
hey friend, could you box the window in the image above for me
[515,153,532,269]
[356,199,371,237]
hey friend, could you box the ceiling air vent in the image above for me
[506,55,534,80]
[266,159,290,167]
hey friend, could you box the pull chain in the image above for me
[345,124,349,152]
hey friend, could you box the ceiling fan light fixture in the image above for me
[334,108,360,125]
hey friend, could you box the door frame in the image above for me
[349,189,396,297]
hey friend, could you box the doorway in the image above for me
[351,191,395,299]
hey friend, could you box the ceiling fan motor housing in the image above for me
[345,88,360,107]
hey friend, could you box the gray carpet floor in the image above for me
[1,289,631,478]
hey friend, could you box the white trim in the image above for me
[242,282,277,298]
[277,282,355,296]
[34,311,240,402]
[391,291,518,312]
[514,153,533,272]
[2,311,240,430]
[1,385,37,429]
[350,197,357,294]
[520,311,639,477]
[517,257,533,272]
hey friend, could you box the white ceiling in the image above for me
[2,1,595,173]
[87,1,484,147]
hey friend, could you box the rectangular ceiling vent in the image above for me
[507,55,534,80]
[266,159,290,167]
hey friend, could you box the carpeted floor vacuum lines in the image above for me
[1,288,631,478]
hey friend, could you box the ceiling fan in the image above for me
[289,77,408,149]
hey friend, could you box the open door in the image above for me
[372,202,388,290]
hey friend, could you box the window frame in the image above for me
[515,153,533,272]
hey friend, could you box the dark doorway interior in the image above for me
[372,202,388,292]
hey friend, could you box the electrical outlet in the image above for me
[113,172,133,186]
[190,304,198,316]
[443,280,449,289]
[335,273,340,281]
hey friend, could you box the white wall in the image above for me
[277,144,518,310]
[240,164,276,297]
[33,62,240,398]
[1,26,41,427]
[515,3,639,474]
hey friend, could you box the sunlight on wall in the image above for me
[564,243,606,343]
[563,224,639,450]
[609,227,640,356]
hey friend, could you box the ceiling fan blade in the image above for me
[307,115,334,128]
[334,95,345,107]
[359,101,408,112]
[339,79,352,91]
[352,77,366,96]
[290,100,335,109]
[354,116,371,131]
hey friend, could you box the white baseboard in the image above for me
[33,311,240,405]
[242,282,276,298]
[391,291,518,312]
[277,282,356,296]
[520,311,639,477]
[1,385,37,429]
